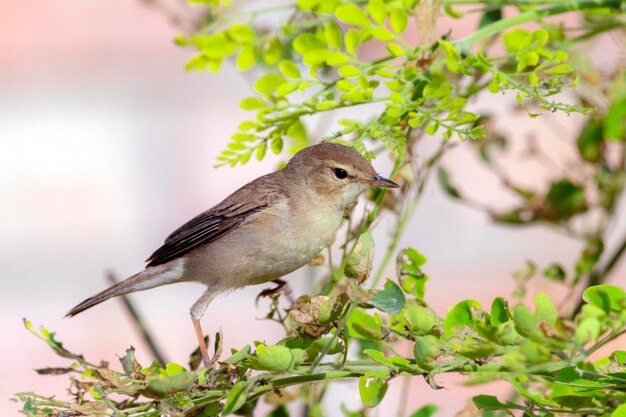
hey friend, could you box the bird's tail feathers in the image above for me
[66,264,183,317]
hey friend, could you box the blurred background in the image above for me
[1,1,624,415]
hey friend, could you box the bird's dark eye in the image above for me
[333,167,348,179]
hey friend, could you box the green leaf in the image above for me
[575,237,604,277]
[236,45,256,71]
[255,345,303,371]
[409,405,438,417]
[347,310,383,340]
[228,23,254,43]
[276,82,299,97]
[368,0,387,25]
[389,8,408,33]
[397,248,428,299]
[495,321,522,345]
[344,29,361,55]
[543,263,566,282]
[185,54,209,72]
[165,362,186,376]
[316,100,338,110]
[545,179,587,219]
[142,372,195,397]
[268,405,289,417]
[339,65,359,78]
[326,51,351,66]
[293,33,325,55]
[413,335,443,369]
[545,64,573,75]
[335,4,371,27]
[371,279,406,314]
[254,73,286,95]
[605,97,626,141]
[444,4,464,18]
[369,27,395,41]
[263,37,283,66]
[386,43,404,56]
[443,300,481,334]
[531,29,549,47]
[473,395,525,411]
[534,293,557,327]
[611,403,626,417]
[296,0,317,11]
[437,167,462,199]
[575,317,602,343]
[404,306,436,335]
[517,51,539,71]
[287,120,308,146]
[358,376,388,407]
[425,121,439,135]
[513,305,536,338]
[577,119,604,162]
[389,92,404,104]
[271,137,284,155]
[279,60,301,79]
[364,349,412,372]
[583,285,626,313]
[221,381,247,415]
[341,90,366,102]
[503,29,529,53]
[225,345,251,365]
[239,97,267,110]
[195,33,239,59]
[303,49,329,66]
[325,21,342,49]
[478,8,501,29]
[256,143,267,161]
[490,297,510,326]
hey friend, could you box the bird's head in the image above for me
[284,142,399,209]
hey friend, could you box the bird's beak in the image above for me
[370,175,400,188]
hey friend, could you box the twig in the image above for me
[106,272,168,366]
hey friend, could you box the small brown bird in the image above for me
[67,142,398,365]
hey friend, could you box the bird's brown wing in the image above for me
[146,174,287,267]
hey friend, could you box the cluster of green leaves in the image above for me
[438,60,626,309]
[15,252,626,416]
[176,0,603,166]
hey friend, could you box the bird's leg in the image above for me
[192,318,209,364]
[190,290,217,368]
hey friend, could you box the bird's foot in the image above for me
[202,357,214,369]
[255,279,293,305]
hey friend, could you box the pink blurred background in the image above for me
[1,1,624,416]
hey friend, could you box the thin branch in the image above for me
[106,272,168,366]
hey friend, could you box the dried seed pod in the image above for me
[287,295,344,338]
[345,232,374,283]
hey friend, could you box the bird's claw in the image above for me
[255,279,293,305]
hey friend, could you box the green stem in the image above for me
[370,142,450,287]
[456,0,621,48]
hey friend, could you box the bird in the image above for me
[66,142,399,365]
